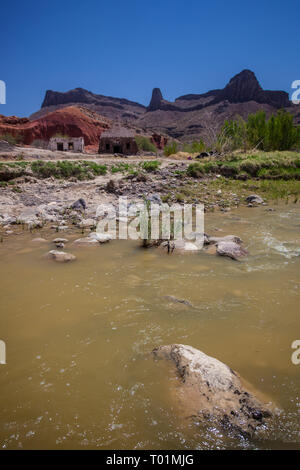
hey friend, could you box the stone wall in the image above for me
[48,137,84,152]
[99,137,138,155]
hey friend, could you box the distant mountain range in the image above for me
[30,69,299,142]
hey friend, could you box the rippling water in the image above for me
[0,205,299,449]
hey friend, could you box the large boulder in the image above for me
[153,344,274,437]
[204,234,248,260]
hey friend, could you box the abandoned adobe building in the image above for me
[48,136,84,152]
[98,127,138,155]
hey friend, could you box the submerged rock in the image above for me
[74,232,112,244]
[45,250,76,262]
[163,295,194,308]
[153,344,274,437]
[74,237,98,244]
[31,237,47,243]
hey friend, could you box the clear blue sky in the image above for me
[1,0,299,117]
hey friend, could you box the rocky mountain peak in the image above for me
[148,88,164,111]
[222,69,262,103]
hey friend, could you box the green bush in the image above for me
[220,111,300,152]
[135,136,157,153]
[164,142,178,156]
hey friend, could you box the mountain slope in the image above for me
[1,106,111,148]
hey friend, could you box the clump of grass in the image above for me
[186,162,205,177]
[164,142,178,156]
[111,162,136,174]
[140,160,160,172]
[83,161,107,175]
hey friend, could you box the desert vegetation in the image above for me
[135,135,157,153]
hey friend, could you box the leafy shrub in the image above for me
[135,136,157,153]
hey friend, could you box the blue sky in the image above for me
[1,0,299,117]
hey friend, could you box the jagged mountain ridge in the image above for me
[33,70,296,141]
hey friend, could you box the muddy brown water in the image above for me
[0,205,300,449]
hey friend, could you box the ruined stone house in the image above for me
[48,136,84,152]
[98,127,138,155]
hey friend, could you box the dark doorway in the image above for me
[68,142,74,151]
[113,145,121,153]
[57,143,64,151]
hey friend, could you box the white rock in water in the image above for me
[90,232,112,243]
[45,250,76,262]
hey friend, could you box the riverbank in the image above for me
[0,150,300,235]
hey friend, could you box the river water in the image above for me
[0,205,299,449]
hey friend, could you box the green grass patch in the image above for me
[140,160,161,172]
[31,160,107,180]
